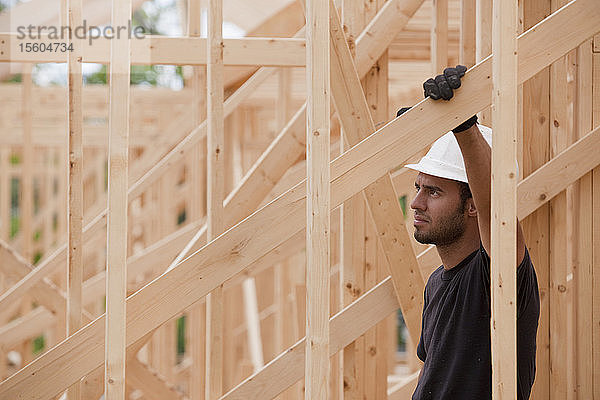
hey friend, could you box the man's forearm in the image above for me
[453,125,492,250]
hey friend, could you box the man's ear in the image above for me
[466,198,478,217]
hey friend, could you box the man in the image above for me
[403,66,540,400]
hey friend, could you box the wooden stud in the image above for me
[461,0,477,67]
[305,0,330,397]
[522,0,551,397]
[205,0,225,398]
[104,0,132,396]
[21,64,33,264]
[66,0,84,398]
[476,0,492,125]
[0,148,9,242]
[431,0,448,73]
[187,0,206,397]
[490,0,518,397]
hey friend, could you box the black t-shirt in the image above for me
[412,245,540,400]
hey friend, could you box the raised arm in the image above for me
[423,66,526,266]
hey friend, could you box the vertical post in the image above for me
[305,0,330,397]
[187,0,206,397]
[205,0,224,398]
[491,0,518,398]
[105,0,131,397]
[66,0,84,398]
[431,0,448,73]
[476,0,492,125]
[548,0,569,396]
[340,0,366,397]
[21,64,33,263]
[460,0,476,67]
[0,148,9,241]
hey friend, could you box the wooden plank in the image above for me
[205,0,225,398]
[460,0,476,67]
[431,0,448,72]
[329,1,424,342]
[186,0,206,397]
[516,125,600,220]
[490,0,518,397]
[522,1,551,397]
[0,0,419,312]
[2,7,599,396]
[549,50,569,400]
[21,64,33,263]
[104,0,131,396]
[242,277,264,372]
[0,307,55,348]
[354,0,426,79]
[387,370,420,400]
[126,355,184,400]
[591,50,600,400]
[221,276,399,400]
[0,148,8,241]
[573,38,593,400]
[66,0,84,398]
[0,35,306,66]
[305,0,330,397]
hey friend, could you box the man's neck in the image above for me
[436,234,481,270]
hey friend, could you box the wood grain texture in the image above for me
[1,4,598,397]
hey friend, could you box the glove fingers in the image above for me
[444,67,461,90]
[435,75,453,100]
[423,78,440,100]
[456,64,467,78]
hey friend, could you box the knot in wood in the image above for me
[558,284,566,293]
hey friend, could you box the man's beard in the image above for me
[413,204,466,246]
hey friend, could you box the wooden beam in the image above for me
[354,0,426,79]
[221,276,398,400]
[305,0,330,397]
[0,36,306,66]
[0,0,414,313]
[431,0,448,72]
[104,0,131,396]
[126,358,184,400]
[205,0,225,398]
[0,307,55,349]
[387,370,420,400]
[186,0,206,397]
[20,64,33,263]
[329,0,424,342]
[1,3,599,396]
[490,0,518,397]
[460,0,477,67]
[516,125,600,220]
[574,38,594,400]
[66,0,84,397]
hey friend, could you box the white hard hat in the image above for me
[405,124,493,184]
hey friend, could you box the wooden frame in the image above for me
[0,0,598,398]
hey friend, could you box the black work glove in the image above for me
[423,65,478,133]
[423,65,467,100]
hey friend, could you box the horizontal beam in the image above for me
[221,276,399,399]
[1,0,597,397]
[0,35,306,66]
[517,124,600,219]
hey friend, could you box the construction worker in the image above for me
[402,66,540,400]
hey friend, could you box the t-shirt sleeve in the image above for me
[516,247,538,319]
[478,244,538,319]
[416,287,428,362]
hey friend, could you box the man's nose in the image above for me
[410,192,426,211]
